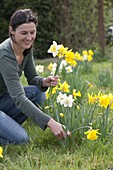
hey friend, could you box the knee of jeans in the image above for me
[17,130,29,144]
[35,92,46,105]
[0,110,6,118]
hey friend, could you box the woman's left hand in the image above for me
[42,76,59,87]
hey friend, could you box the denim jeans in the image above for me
[0,85,46,145]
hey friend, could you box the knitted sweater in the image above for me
[0,38,51,130]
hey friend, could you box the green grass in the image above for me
[1,59,113,170]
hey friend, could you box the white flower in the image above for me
[83,54,87,61]
[57,92,67,105]
[48,41,61,57]
[63,95,74,107]
[65,66,73,73]
[60,60,67,69]
[35,65,44,73]
[50,63,57,75]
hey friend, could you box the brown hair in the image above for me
[10,9,38,31]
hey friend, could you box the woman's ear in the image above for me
[9,26,14,35]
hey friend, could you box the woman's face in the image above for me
[9,22,37,50]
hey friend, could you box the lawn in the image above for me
[1,57,113,170]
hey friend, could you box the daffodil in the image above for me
[58,44,68,58]
[77,105,80,110]
[0,147,3,158]
[65,66,73,73]
[52,86,58,94]
[88,93,96,104]
[59,113,64,117]
[46,90,50,99]
[99,95,110,108]
[84,128,101,140]
[87,55,93,61]
[56,92,66,105]
[75,52,83,61]
[35,65,44,73]
[48,41,61,57]
[88,49,94,56]
[73,89,81,99]
[63,94,74,107]
[58,81,70,93]
[86,80,93,88]
[65,50,77,67]
[48,62,57,75]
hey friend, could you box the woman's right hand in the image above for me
[47,118,71,140]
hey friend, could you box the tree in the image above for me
[98,0,105,56]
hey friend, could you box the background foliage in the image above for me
[0,0,113,58]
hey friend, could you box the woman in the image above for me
[0,9,70,145]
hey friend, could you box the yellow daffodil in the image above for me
[58,81,70,93]
[83,50,88,55]
[84,128,101,140]
[77,105,80,110]
[86,81,93,88]
[99,95,110,108]
[59,113,64,117]
[87,55,93,61]
[0,147,3,158]
[88,93,96,104]
[52,86,58,94]
[46,90,50,99]
[88,49,94,56]
[58,45,68,58]
[65,50,77,66]
[44,105,51,109]
[73,89,81,99]
[75,52,83,61]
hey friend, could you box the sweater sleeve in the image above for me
[24,51,47,91]
[0,55,51,130]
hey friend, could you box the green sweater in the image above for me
[0,38,51,130]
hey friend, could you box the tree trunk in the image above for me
[98,0,105,56]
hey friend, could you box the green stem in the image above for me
[71,126,91,134]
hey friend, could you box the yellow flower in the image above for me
[99,95,110,108]
[58,81,70,93]
[52,86,58,94]
[48,63,53,71]
[86,80,93,88]
[77,105,80,110]
[73,89,81,99]
[75,52,83,61]
[65,50,77,66]
[44,105,51,109]
[84,128,101,140]
[88,49,94,56]
[58,45,68,58]
[59,113,64,117]
[83,50,88,55]
[0,147,3,158]
[87,55,93,61]
[88,93,96,104]
[46,90,50,99]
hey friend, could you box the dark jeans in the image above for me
[0,85,46,145]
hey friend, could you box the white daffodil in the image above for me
[48,41,61,57]
[63,95,74,107]
[57,92,67,105]
[50,63,57,75]
[83,54,88,61]
[65,66,73,73]
[35,65,44,73]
